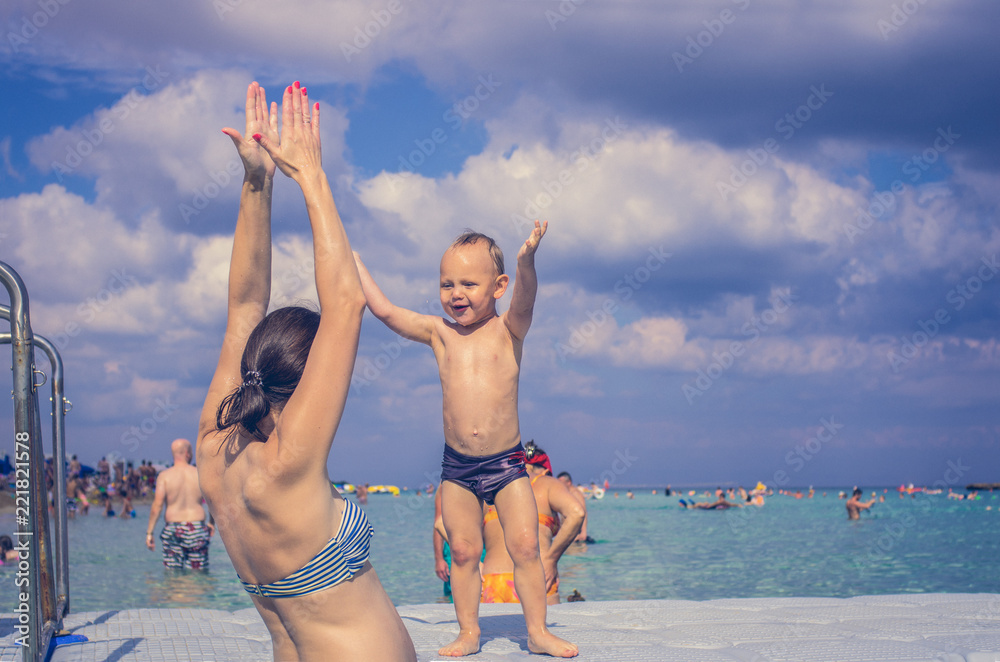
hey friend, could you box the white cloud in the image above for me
[0,184,179,302]
[354,104,868,271]
[2,4,998,488]
[606,317,690,368]
[25,69,352,228]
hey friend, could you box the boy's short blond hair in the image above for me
[450,230,505,277]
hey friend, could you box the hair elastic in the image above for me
[242,370,262,389]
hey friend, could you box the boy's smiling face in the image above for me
[440,242,509,326]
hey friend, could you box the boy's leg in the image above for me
[493,478,578,658]
[438,480,486,657]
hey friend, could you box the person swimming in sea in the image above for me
[680,494,743,510]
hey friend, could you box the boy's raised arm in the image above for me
[354,252,435,346]
[505,219,548,340]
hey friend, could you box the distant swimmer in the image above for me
[846,487,876,520]
[681,496,743,510]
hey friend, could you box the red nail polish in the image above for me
[301,87,307,95]
[315,102,320,110]
[286,86,292,94]
[294,81,300,87]
[252,133,262,141]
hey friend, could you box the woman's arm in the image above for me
[198,82,278,449]
[253,82,366,473]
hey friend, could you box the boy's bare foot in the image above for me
[528,631,578,657]
[438,631,481,657]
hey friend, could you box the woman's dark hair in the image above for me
[0,534,13,554]
[216,306,320,440]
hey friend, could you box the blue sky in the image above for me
[1,0,998,490]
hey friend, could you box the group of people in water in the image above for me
[54,455,158,519]
[189,80,578,660]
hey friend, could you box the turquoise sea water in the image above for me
[2,488,998,613]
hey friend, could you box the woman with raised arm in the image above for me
[196,81,416,662]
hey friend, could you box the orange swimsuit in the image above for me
[483,506,559,536]
[481,475,560,603]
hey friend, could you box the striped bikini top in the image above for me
[238,498,374,599]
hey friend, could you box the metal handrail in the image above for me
[2,263,63,662]
[30,333,71,616]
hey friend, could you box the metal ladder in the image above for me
[2,261,71,662]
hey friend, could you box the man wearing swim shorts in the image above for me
[146,438,214,569]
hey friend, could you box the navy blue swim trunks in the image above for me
[441,443,527,505]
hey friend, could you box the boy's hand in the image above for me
[221,82,278,183]
[518,220,548,261]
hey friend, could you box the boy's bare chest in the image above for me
[437,324,517,373]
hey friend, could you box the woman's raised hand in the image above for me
[221,82,278,183]
[252,81,322,185]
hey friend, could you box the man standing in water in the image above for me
[146,438,214,569]
[846,487,876,520]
